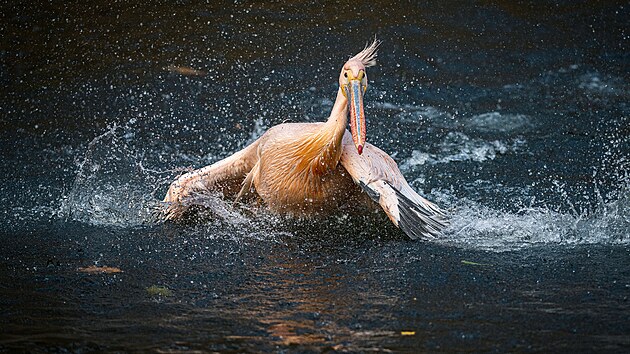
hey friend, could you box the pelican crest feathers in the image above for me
[350,38,381,67]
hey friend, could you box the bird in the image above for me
[160,39,448,239]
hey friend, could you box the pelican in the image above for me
[161,40,448,239]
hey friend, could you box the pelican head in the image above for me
[339,39,380,155]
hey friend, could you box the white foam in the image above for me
[401,132,524,169]
[578,73,616,93]
[374,102,454,123]
[466,112,532,133]
[435,187,629,252]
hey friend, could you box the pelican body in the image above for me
[162,40,447,239]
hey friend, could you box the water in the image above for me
[1,1,628,352]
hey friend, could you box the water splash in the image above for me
[53,118,628,253]
[400,132,525,169]
[55,122,274,230]
[247,116,267,144]
[435,184,629,252]
[374,102,454,124]
[578,72,619,94]
[57,125,171,227]
[465,112,533,134]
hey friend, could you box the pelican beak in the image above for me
[345,79,366,155]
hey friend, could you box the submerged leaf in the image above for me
[146,285,173,297]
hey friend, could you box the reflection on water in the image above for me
[1,0,629,352]
[236,261,359,348]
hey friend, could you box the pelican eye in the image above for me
[344,72,348,78]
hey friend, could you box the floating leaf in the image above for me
[461,260,491,266]
[78,265,122,274]
[165,65,206,77]
[401,331,416,336]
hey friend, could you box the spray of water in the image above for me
[54,118,629,252]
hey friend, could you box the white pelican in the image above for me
[161,40,448,239]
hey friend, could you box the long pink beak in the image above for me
[346,80,366,154]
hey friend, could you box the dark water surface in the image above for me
[1,1,629,352]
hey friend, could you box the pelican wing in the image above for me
[160,138,260,220]
[339,133,448,239]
